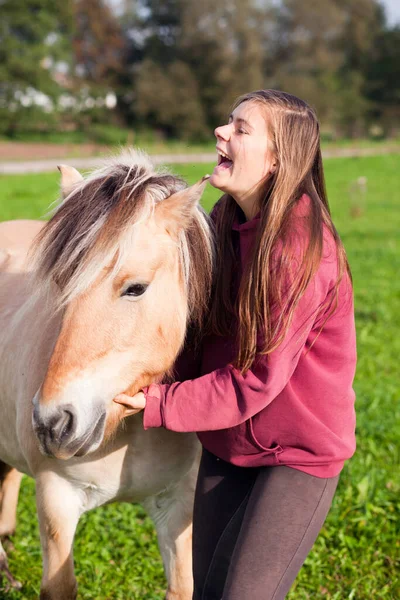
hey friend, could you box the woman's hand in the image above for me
[114,391,146,416]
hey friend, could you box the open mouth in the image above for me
[217,149,233,170]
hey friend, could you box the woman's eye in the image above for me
[237,128,247,134]
[122,283,148,298]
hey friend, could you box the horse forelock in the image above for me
[30,149,215,328]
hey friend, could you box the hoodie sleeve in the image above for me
[143,239,341,432]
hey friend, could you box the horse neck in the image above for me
[0,275,62,403]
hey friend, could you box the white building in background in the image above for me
[15,86,118,113]
[12,59,118,114]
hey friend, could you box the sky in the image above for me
[382,0,400,24]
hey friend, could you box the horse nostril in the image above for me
[32,404,79,456]
[49,409,75,443]
[60,410,74,442]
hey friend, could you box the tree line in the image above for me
[1,0,399,141]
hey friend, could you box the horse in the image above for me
[0,150,214,599]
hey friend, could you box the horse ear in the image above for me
[156,175,210,234]
[57,164,83,199]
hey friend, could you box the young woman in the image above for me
[115,90,357,599]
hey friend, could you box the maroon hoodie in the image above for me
[143,195,357,478]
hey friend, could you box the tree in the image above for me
[178,0,264,128]
[261,0,388,137]
[2,0,398,141]
[134,59,207,140]
[365,25,400,136]
[98,0,400,139]
[126,0,265,135]
[73,0,127,91]
[0,0,73,135]
[334,0,385,136]
[265,0,346,125]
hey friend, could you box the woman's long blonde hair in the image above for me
[208,89,351,373]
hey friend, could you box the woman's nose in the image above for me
[214,124,231,141]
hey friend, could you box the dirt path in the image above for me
[0,145,399,174]
[0,141,109,162]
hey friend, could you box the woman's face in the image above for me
[209,101,276,214]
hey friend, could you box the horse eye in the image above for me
[122,283,148,298]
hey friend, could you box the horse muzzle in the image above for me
[32,401,106,460]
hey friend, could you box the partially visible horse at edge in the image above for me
[0,150,214,599]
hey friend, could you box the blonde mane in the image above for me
[31,149,214,329]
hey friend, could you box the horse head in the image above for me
[31,150,214,459]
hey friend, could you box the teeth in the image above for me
[217,150,232,161]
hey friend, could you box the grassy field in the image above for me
[0,154,399,599]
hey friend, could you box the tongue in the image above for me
[220,157,233,169]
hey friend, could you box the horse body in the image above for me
[0,220,52,474]
[0,153,213,599]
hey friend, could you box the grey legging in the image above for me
[192,449,339,600]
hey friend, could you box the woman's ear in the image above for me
[269,161,277,174]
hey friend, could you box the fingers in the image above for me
[113,392,146,416]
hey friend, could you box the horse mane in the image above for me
[31,148,215,330]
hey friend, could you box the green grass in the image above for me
[1,154,399,598]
